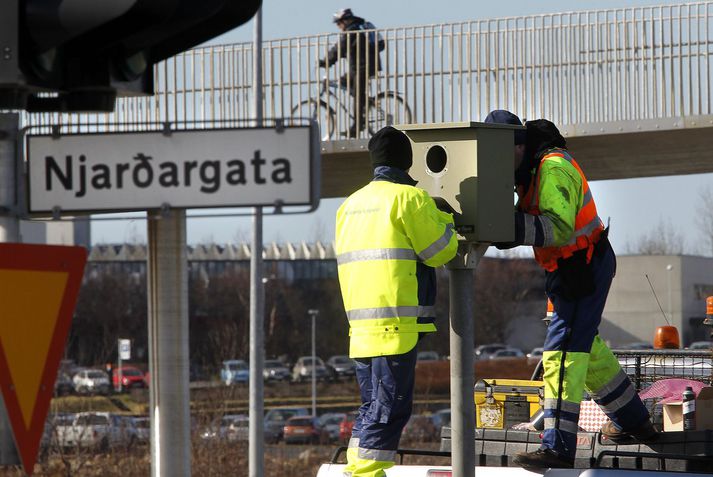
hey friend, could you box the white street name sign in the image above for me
[27,125,320,214]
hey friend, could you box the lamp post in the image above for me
[308,309,319,417]
[666,264,673,323]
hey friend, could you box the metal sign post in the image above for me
[249,8,265,477]
[148,209,190,477]
[447,244,487,477]
[0,113,20,467]
[118,339,131,393]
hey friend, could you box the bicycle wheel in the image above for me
[290,99,336,141]
[367,92,413,134]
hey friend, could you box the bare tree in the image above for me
[625,217,686,255]
[696,186,713,257]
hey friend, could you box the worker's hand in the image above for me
[432,196,456,215]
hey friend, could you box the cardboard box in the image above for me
[663,387,713,431]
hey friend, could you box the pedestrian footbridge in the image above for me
[27,2,713,198]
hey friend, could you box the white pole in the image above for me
[249,7,265,477]
[148,209,190,477]
[118,341,123,393]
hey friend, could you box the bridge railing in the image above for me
[24,2,713,141]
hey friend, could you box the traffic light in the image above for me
[0,0,261,112]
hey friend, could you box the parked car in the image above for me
[618,342,653,350]
[72,369,111,395]
[319,412,346,442]
[401,414,438,443]
[430,408,451,436]
[292,356,329,383]
[689,341,713,350]
[263,359,291,382]
[53,372,74,396]
[132,416,150,444]
[326,355,356,379]
[112,366,147,390]
[201,414,249,442]
[489,348,525,359]
[416,351,440,361]
[283,415,328,444]
[474,344,507,361]
[57,412,133,451]
[338,412,358,441]
[527,347,544,360]
[221,359,249,385]
[264,407,309,443]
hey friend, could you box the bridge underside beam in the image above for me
[320,121,713,199]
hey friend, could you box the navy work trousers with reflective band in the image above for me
[542,241,649,459]
[350,348,417,471]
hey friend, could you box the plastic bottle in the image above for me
[683,386,696,431]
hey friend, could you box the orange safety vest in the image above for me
[518,149,604,272]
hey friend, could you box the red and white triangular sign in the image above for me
[0,244,86,475]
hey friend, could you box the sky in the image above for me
[89,0,713,256]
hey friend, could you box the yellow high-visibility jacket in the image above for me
[335,173,458,358]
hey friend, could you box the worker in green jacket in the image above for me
[485,111,657,469]
[335,126,458,476]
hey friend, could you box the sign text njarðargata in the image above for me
[27,126,319,214]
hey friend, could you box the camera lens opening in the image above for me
[426,145,447,174]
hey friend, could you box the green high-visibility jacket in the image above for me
[336,179,458,358]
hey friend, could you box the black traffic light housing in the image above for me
[0,0,261,112]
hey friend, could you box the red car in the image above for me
[339,412,358,442]
[112,366,147,390]
[283,416,328,444]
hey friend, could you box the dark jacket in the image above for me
[325,17,384,76]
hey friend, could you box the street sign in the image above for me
[119,339,131,360]
[0,243,86,475]
[26,124,320,215]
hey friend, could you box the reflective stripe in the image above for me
[418,224,454,262]
[346,305,435,320]
[544,398,580,414]
[523,214,536,244]
[337,248,417,265]
[582,189,593,209]
[357,447,397,462]
[589,369,628,401]
[599,384,637,415]
[538,215,556,246]
[544,417,579,434]
[565,216,603,246]
[348,437,360,449]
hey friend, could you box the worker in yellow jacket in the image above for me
[335,126,458,476]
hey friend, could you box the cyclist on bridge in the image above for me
[319,8,385,138]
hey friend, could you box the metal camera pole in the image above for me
[447,243,487,477]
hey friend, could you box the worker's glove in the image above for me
[492,211,548,249]
[318,59,327,68]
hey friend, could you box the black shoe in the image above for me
[600,420,659,443]
[512,448,574,469]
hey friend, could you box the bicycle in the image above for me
[291,77,412,140]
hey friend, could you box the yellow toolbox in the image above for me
[474,379,543,429]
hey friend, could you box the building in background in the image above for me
[20,218,90,248]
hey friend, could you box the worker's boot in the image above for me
[512,448,574,469]
[600,419,658,443]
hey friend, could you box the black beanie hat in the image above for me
[525,119,567,159]
[368,126,413,171]
[483,109,526,145]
